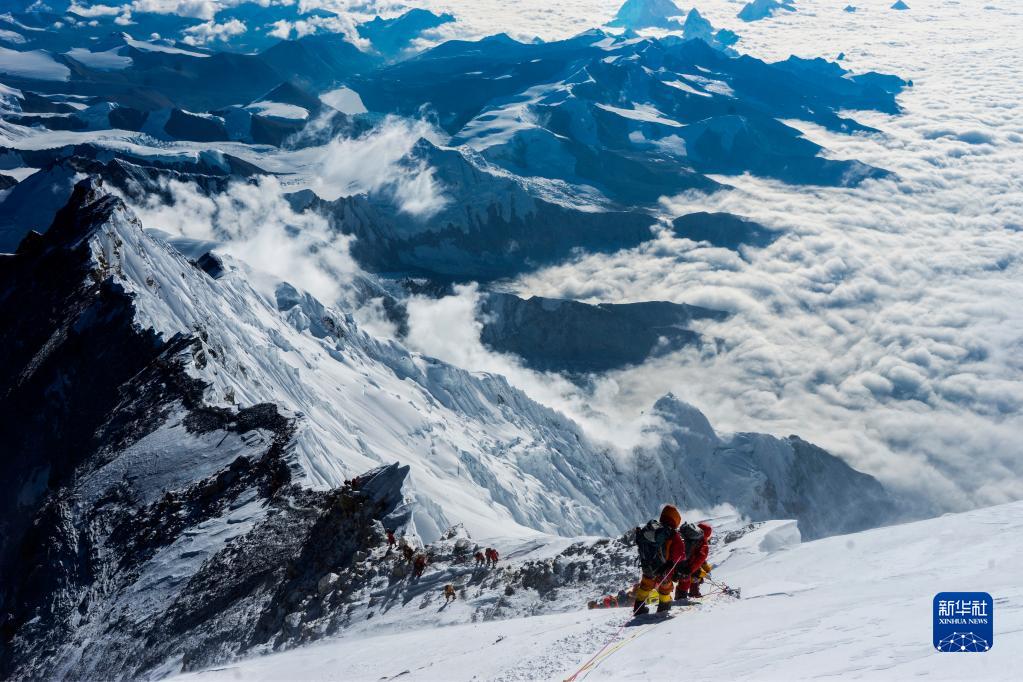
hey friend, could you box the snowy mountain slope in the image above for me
[292,138,658,280]
[0,178,900,678]
[12,179,648,538]
[635,395,898,539]
[0,175,898,543]
[0,178,632,679]
[173,500,1023,681]
[441,32,903,199]
[606,0,685,30]
[739,0,798,23]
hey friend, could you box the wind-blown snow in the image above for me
[594,102,682,127]
[0,29,26,45]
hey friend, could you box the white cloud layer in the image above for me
[402,284,666,452]
[305,115,449,217]
[128,176,359,308]
[493,0,1023,512]
[182,18,246,45]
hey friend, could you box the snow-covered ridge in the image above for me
[75,177,644,541]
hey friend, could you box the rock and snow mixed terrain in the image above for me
[172,501,1023,681]
[0,0,1019,679]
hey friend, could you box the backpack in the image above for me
[679,522,705,568]
[635,520,674,574]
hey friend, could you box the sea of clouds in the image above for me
[495,0,1023,511]
[104,0,1023,514]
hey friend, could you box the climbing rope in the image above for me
[571,623,657,681]
[704,576,741,598]
[563,558,682,682]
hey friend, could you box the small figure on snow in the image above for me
[474,550,486,567]
[443,584,457,604]
[412,553,428,579]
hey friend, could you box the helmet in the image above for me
[659,504,682,529]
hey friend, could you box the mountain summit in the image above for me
[607,0,686,30]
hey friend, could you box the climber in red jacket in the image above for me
[675,522,712,599]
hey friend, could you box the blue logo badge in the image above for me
[933,592,993,652]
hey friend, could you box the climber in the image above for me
[402,544,415,563]
[488,547,500,567]
[412,553,428,578]
[632,504,686,616]
[386,529,396,549]
[474,550,486,567]
[443,584,457,604]
[675,522,713,600]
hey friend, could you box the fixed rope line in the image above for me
[563,558,682,682]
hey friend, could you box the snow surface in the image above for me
[662,78,712,97]
[0,46,70,81]
[0,28,26,45]
[319,86,368,115]
[594,102,682,127]
[122,35,210,58]
[173,501,1023,681]
[245,100,310,121]
[65,46,132,70]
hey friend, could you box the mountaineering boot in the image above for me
[632,600,649,616]
[688,584,702,599]
[656,601,672,614]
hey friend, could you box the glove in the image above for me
[697,563,713,579]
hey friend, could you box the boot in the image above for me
[688,583,703,599]
[632,600,649,616]
[656,601,672,614]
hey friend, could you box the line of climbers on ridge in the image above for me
[385,526,500,584]
[380,500,713,618]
